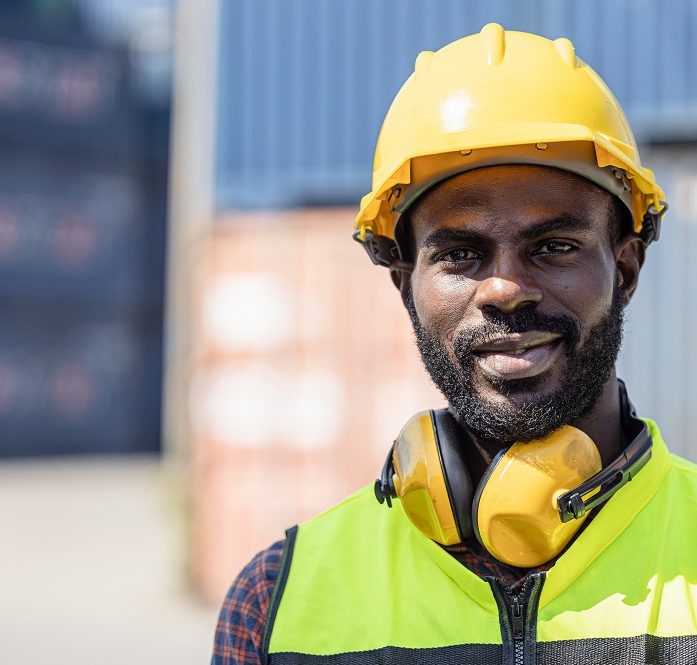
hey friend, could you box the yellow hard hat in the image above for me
[354,23,667,268]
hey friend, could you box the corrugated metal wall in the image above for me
[215,0,697,209]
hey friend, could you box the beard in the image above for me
[406,285,625,445]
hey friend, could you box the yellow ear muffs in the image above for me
[472,425,602,568]
[374,381,653,566]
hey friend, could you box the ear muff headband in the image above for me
[556,384,652,522]
[374,446,396,508]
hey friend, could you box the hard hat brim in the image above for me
[356,129,666,242]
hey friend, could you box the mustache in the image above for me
[453,309,580,358]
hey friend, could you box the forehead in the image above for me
[408,164,611,241]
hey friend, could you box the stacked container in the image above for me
[0,28,166,456]
[189,209,444,601]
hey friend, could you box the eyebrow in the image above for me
[419,215,594,249]
[518,215,594,240]
[420,228,484,249]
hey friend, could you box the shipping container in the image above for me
[189,209,444,601]
[0,312,162,457]
[0,30,138,158]
[0,150,164,311]
[0,18,169,457]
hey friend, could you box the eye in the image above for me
[436,247,481,264]
[533,240,577,255]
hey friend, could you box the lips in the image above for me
[471,332,564,380]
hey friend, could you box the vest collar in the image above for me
[539,419,671,608]
[408,515,500,613]
[403,419,670,610]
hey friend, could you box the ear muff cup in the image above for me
[390,409,471,545]
[470,426,602,567]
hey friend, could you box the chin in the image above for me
[475,369,560,401]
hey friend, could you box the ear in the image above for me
[391,267,413,308]
[615,236,645,306]
[390,267,402,290]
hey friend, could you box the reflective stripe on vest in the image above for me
[265,420,697,665]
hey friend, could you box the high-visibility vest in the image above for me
[263,420,697,665]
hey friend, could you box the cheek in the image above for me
[411,271,475,345]
[546,256,617,337]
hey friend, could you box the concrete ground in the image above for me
[0,456,219,665]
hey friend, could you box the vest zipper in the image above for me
[511,593,524,664]
[488,572,545,665]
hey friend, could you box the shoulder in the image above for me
[669,452,697,476]
[300,485,382,537]
[211,539,284,665]
[666,452,697,497]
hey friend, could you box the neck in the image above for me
[461,371,624,486]
[572,369,624,467]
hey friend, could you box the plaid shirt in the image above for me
[211,536,552,664]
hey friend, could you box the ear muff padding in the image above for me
[431,409,474,541]
[470,448,506,547]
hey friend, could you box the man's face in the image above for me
[405,165,631,445]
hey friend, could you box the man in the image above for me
[213,24,697,665]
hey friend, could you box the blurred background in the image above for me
[1,0,696,662]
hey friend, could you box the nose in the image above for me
[473,263,543,314]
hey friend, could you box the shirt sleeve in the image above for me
[211,539,285,665]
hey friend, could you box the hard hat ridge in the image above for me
[480,22,506,65]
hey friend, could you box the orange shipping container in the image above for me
[189,208,443,603]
